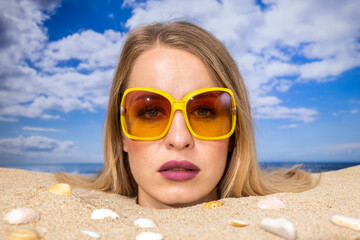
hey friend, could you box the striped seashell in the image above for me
[332,215,360,231]
[8,229,40,240]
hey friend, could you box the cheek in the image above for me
[198,140,229,173]
[122,138,157,174]
[123,138,158,156]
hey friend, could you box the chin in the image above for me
[159,190,217,208]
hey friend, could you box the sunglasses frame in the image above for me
[120,87,237,141]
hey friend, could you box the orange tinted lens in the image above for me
[186,91,233,137]
[123,91,171,138]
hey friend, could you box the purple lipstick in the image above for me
[158,160,200,181]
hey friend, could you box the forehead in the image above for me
[127,45,218,99]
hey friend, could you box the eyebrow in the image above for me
[189,91,225,99]
[128,90,227,103]
[132,92,168,102]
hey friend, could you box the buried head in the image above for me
[121,45,230,208]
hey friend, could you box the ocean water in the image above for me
[1,161,359,175]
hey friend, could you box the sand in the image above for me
[1,166,360,240]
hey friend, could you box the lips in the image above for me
[158,160,200,181]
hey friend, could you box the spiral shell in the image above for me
[203,201,223,209]
[48,183,72,196]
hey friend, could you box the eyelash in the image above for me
[138,107,167,119]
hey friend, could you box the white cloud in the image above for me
[37,29,123,72]
[0,0,359,124]
[0,68,114,118]
[318,142,360,159]
[0,0,59,78]
[251,95,282,108]
[122,0,359,122]
[22,126,63,132]
[299,55,359,82]
[0,116,18,122]
[276,79,293,92]
[320,142,360,151]
[0,135,74,155]
[41,114,60,120]
[255,106,317,123]
[264,61,299,80]
[122,0,136,8]
[279,124,299,129]
[332,109,358,117]
[0,0,124,119]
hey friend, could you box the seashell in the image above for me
[134,218,157,228]
[260,217,296,240]
[4,208,40,225]
[332,215,360,231]
[136,232,163,240]
[48,183,72,196]
[91,209,119,219]
[228,219,249,227]
[81,230,100,239]
[8,229,40,240]
[203,200,223,209]
[257,195,286,209]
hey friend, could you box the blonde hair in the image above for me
[56,21,318,198]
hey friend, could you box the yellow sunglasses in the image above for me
[120,87,237,140]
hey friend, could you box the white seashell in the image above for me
[332,215,360,231]
[228,219,249,227]
[261,217,296,240]
[136,232,163,240]
[134,218,157,228]
[4,208,40,225]
[91,209,119,219]
[81,230,100,239]
[257,195,286,209]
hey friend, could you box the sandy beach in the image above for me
[1,166,360,239]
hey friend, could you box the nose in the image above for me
[164,111,194,150]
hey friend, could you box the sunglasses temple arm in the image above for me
[120,106,125,115]
[232,106,237,115]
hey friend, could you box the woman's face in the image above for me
[122,45,229,209]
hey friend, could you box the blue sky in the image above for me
[0,0,359,165]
